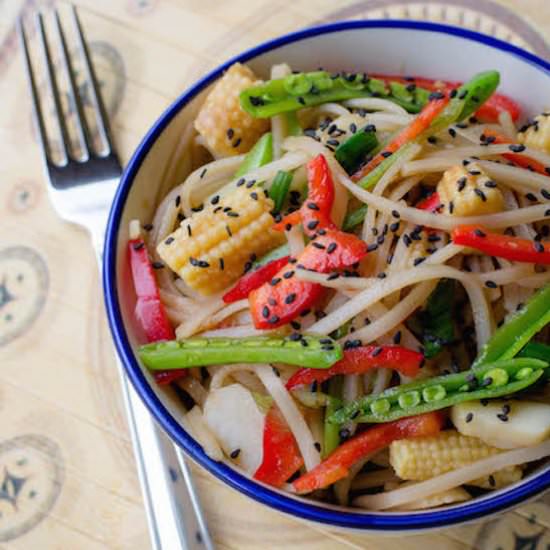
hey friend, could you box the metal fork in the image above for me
[19,7,213,550]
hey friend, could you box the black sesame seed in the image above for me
[191,204,204,212]
[381,151,393,158]
[187,225,193,237]
[364,124,376,133]
[509,143,525,153]
[484,180,497,188]
[427,136,438,144]
[307,220,319,230]
[403,235,412,247]
[474,188,487,201]
[428,234,441,243]
[413,257,426,266]
[152,261,165,269]
[449,201,454,214]
[227,211,239,217]
[142,223,154,232]
[393,331,402,345]
[473,228,486,238]
[525,192,538,202]
[377,272,387,279]
[164,237,175,245]
[175,195,181,207]
[290,321,301,330]
[289,332,301,341]
[485,280,497,289]
[268,315,280,325]
[488,475,496,488]
[270,277,281,286]
[283,271,295,280]
[497,413,509,422]
[285,293,297,304]
[307,202,320,211]
[457,176,467,191]
[367,243,378,252]
[389,222,400,233]
[312,242,325,250]
[219,258,225,270]
[327,242,337,254]
[250,192,258,201]
[429,91,445,101]
[541,189,550,200]
[448,128,457,138]
[232,138,242,148]
[371,346,383,357]
[391,209,400,218]
[449,88,458,98]
[226,225,232,237]
[226,129,234,140]
[534,241,545,253]
[314,442,321,452]
[230,448,240,459]
[465,412,473,423]
[327,272,339,281]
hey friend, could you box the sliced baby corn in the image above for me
[436,163,504,217]
[157,184,284,295]
[195,63,270,157]
[390,430,522,489]
[518,112,550,154]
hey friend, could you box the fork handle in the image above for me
[90,224,214,550]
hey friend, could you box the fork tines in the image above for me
[18,5,114,166]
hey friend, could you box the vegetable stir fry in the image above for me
[127,62,550,511]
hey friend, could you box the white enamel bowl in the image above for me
[104,21,550,532]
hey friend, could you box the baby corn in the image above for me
[195,63,270,157]
[390,430,522,489]
[518,112,550,154]
[436,163,504,217]
[157,184,284,295]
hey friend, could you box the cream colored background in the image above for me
[1,0,550,548]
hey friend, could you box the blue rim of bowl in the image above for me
[104,19,550,530]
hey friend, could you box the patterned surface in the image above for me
[1,0,549,548]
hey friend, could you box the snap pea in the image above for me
[329,358,548,424]
[240,71,431,118]
[335,128,379,175]
[474,283,550,368]
[139,335,342,370]
[519,342,550,363]
[234,132,273,177]
[268,170,293,213]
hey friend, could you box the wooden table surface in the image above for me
[2,0,550,548]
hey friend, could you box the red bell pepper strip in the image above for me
[254,405,304,488]
[372,74,521,122]
[129,238,180,384]
[274,154,337,236]
[352,94,450,182]
[222,256,290,303]
[249,230,368,329]
[452,225,550,265]
[293,411,444,493]
[416,192,442,213]
[286,346,423,390]
[481,129,550,176]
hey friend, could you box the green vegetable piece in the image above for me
[455,70,500,122]
[285,112,302,136]
[415,280,455,359]
[284,73,313,96]
[323,376,343,458]
[398,391,421,409]
[357,141,418,190]
[519,342,550,363]
[234,132,273,178]
[484,367,509,387]
[389,81,414,104]
[329,358,548,424]
[368,78,388,96]
[516,367,534,380]
[240,71,428,119]
[371,399,391,415]
[342,205,368,231]
[422,384,446,403]
[335,128,379,174]
[268,170,293,213]
[253,243,290,268]
[474,283,550,368]
[139,335,343,370]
